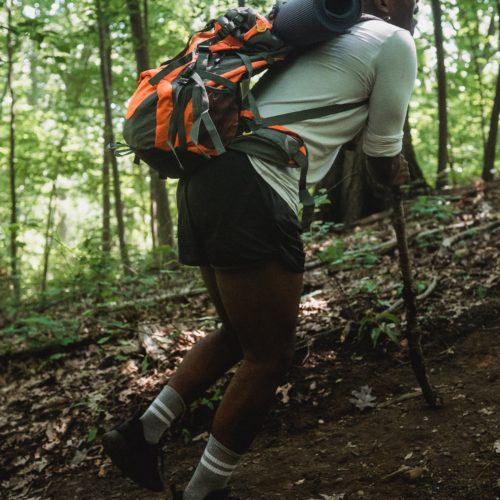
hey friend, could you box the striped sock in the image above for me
[139,385,186,444]
[183,435,241,500]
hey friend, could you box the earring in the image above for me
[384,16,392,21]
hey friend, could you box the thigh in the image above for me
[199,266,235,335]
[214,261,303,360]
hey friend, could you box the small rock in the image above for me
[404,467,425,482]
[494,479,500,494]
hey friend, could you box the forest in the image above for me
[0,0,499,498]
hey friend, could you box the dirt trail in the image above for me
[43,300,500,500]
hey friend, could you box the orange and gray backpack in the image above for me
[111,5,369,221]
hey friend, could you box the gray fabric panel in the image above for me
[123,91,158,150]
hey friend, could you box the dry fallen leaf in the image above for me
[349,386,376,411]
[276,383,293,404]
[493,440,500,454]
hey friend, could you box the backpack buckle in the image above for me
[256,19,267,32]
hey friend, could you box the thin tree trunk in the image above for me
[41,176,58,296]
[40,133,67,296]
[459,7,489,152]
[483,6,500,182]
[403,114,430,194]
[6,0,20,304]
[126,0,174,256]
[102,146,111,255]
[96,0,131,274]
[238,0,246,6]
[431,0,449,189]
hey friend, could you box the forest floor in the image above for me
[1,181,500,500]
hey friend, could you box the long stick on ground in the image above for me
[391,187,442,409]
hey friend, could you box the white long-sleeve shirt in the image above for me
[247,18,418,213]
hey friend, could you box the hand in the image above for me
[366,154,410,188]
[391,154,410,186]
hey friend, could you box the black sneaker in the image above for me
[102,417,164,492]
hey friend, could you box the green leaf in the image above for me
[378,312,401,325]
[141,356,149,374]
[50,352,65,361]
[97,336,110,345]
[371,327,381,347]
[87,426,98,443]
[384,326,400,344]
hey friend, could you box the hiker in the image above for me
[103,0,419,498]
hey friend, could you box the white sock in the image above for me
[183,435,241,500]
[139,385,186,444]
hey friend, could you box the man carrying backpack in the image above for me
[103,0,419,498]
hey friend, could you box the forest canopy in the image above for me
[0,0,499,308]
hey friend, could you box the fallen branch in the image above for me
[383,277,439,314]
[92,287,206,313]
[438,219,500,257]
[305,226,446,272]
[295,277,439,351]
[391,187,442,409]
[377,390,422,408]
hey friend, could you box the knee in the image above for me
[246,342,295,380]
[217,323,243,357]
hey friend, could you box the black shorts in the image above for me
[177,151,305,273]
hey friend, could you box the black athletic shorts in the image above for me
[176,150,305,273]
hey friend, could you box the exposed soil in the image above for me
[1,182,500,500]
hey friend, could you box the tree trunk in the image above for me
[431,0,449,189]
[41,177,58,296]
[6,0,20,304]
[126,0,174,255]
[96,0,131,274]
[41,133,67,297]
[482,8,500,182]
[316,121,428,225]
[403,114,430,194]
[102,146,111,255]
[316,136,389,225]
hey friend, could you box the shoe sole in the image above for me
[102,430,164,492]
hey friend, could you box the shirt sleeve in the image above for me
[363,29,417,157]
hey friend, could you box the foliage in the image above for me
[319,239,380,269]
[1,314,79,352]
[359,311,401,348]
[409,195,456,222]
[0,0,498,314]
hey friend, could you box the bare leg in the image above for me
[211,261,303,453]
[169,267,243,404]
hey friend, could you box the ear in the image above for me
[372,0,391,16]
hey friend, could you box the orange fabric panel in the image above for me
[125,70,156,120]
[216,59,269,85]
[155,79,175,151]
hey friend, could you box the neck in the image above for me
[362,1,382,18]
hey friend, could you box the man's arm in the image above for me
[363,29,417,185]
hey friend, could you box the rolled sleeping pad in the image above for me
[272,0,362,47]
